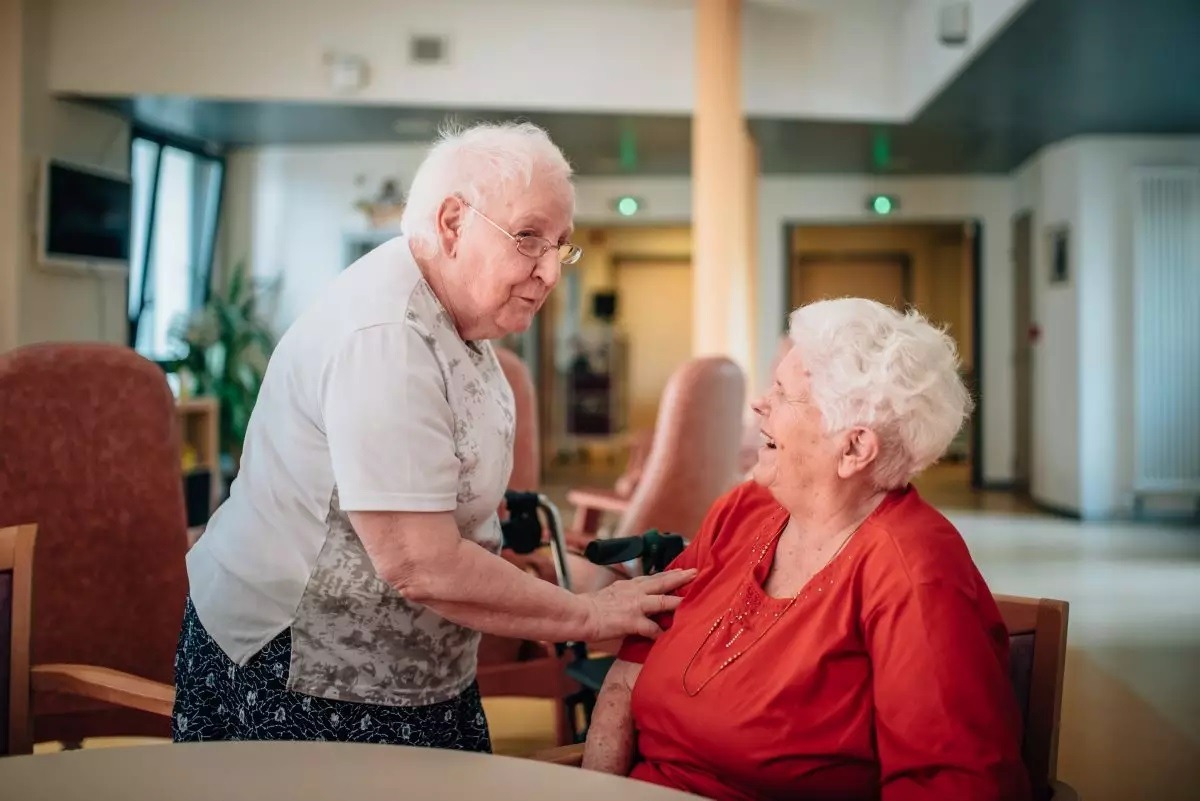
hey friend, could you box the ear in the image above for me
[836,426,879,479]
[436,196,468,257]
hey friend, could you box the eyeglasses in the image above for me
[464,202,583,265]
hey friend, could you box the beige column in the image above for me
[691,0,738,359]
[0,0,21,352]
[692,0,756,377]
[741,127,759,378]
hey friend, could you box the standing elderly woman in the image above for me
[175,122,694,751]
[584,298,1030,801]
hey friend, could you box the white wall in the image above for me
[15,0,130,347]
[226,145,1016,485]
[1013,135,1200,518]
[1013,142,1081,513]
[46,0,1005,122]
[1,0,21,352]
[901,0,1033,114]
[743,1,904,119]
[1077,137,1200,517]
[222,143,432,327]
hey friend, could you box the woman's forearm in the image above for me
[414,539,596,642]
[351,509,691,644]
[582,659,642,775]
[352,508,594,641]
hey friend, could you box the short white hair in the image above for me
[787,297,973,490]
[401,121,574,253]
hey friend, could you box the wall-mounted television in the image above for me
[38,159,133,272]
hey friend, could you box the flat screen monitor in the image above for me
[39,159,133,270]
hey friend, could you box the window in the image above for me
[128,132,224,359]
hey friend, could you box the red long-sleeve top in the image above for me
[616,481,1030,801]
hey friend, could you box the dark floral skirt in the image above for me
[172,597,492,751]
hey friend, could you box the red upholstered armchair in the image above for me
[562,356,746,593]
[0,343,188,747]
[1,524,175,755]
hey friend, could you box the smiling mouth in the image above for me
[761,431,778,450]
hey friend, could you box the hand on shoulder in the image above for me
[581,569,698,641]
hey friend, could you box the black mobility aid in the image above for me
[499,491,687,742]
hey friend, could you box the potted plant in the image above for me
[168,261,278,476]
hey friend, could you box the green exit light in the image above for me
[616,196,640,216]
[868,194,898,215]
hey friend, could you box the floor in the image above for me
[35,465,1200,801]
[943,501,1200,800]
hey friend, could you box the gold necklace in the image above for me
[680,514,862,697]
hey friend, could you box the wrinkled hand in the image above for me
[581,569,698,641]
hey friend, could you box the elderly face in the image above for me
[439,170,573,339]
[749,346,881,507]
[750,348,837,498]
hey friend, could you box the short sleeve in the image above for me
[322,322,459,513]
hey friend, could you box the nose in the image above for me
[751,394,767,418]
[532,251,561,288]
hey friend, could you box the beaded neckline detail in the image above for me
[680,508,863,697]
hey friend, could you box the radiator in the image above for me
[1132,167,1200,495]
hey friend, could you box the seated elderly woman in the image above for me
[582,298,1030,801]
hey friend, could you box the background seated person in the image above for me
[582,298,1030,801]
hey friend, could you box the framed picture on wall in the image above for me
[1048,225,1070,284]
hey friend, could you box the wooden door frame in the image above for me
[781,220,985,490]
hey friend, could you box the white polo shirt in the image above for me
[185,235,515,708]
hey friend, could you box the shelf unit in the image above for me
[176,396,220,518]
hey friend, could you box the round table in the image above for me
[0,741,707,801]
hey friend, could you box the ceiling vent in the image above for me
[409,34,450,65]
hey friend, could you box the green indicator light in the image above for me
[616,196,640,216]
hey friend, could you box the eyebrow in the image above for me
[517,214,573,241]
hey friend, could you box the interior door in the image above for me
[615,259,693,433]
[791,257,908,309]
[1012,212,1034,490]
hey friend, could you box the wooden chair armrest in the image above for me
[567,487,630,537]
[31,664,175,718]
[567,487,630,516]
[531,742,585,766]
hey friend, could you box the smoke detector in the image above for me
[325,52,369,94]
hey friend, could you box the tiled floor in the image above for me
[36,464,1200,801]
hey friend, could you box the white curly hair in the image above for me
[787,297,973,490]
[401,120,575,255]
